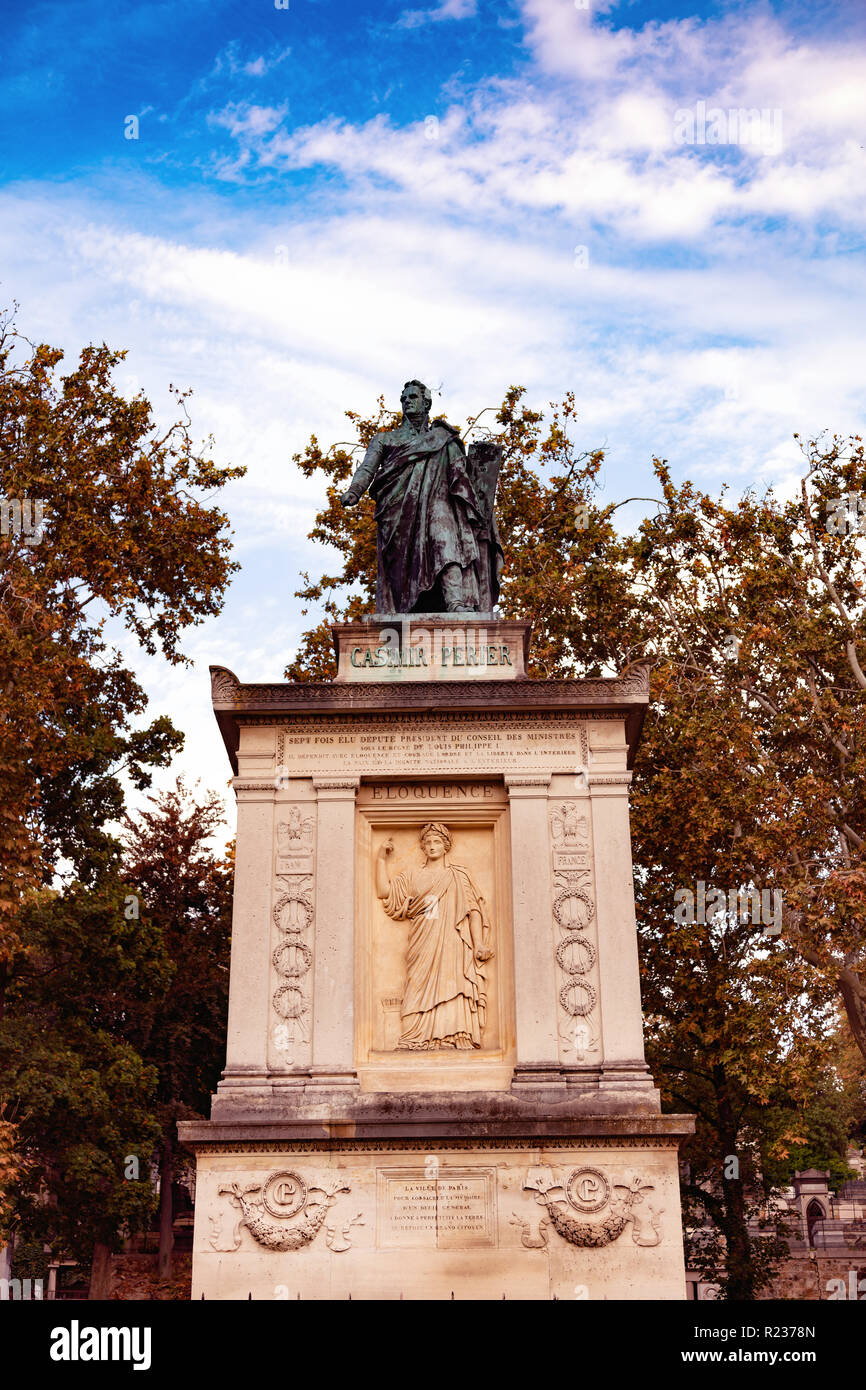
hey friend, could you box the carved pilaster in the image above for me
[589,776,651,1079]
[549,800,601,1065]
[270,800,317,1074]
[309,778,360,1089]
[504,774,559,1081]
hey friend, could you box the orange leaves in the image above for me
[285,380,866,1080]
[0,315,246,961]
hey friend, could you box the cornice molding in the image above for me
[209,661,650,776]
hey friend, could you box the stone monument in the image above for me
[180,381,693,1299]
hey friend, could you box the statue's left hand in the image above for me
[475,946,494,964]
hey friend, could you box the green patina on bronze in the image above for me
[340,380,504,615]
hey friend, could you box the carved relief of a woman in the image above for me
[376,823,494,1051]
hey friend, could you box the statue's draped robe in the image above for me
[382,862,490,1049]
[345,421,503,614]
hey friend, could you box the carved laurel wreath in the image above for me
[552,887,595,931]
[273,892,314,934]
[272,940,312,979]
[555,934,596,976]
[559,978,597,1017]
[273,985,310,1021]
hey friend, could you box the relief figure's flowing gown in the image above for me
[382,861,490,1050]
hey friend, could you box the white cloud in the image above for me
[2,3,863,800]
[398,0,478,29]
[210,103,289,140]
[226,16,865,245]
[517,0,638,81]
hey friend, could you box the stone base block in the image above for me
[331,617,532,681]
[189,1134,688,1300]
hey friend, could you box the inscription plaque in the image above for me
[552,850,591,872]
[377,1167,497,1249]
[277,717,588,777]
[360,780,504,804]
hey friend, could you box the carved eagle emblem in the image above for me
[551,804,588,847]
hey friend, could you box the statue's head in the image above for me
[401,380,432,420]
[419,821,451,859]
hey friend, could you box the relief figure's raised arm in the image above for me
[376,838,412,919]
[375,837,394,899]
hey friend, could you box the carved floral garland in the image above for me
[524,1170,663,1249]
[218,1173,351,1251]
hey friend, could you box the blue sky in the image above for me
[2,0,865,818]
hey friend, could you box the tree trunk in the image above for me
[157,1137,174,1281]
[839,964,866,1063]
[721,1171,756,1300]
[715,1078,756,1300]
[88,1240,114,1300]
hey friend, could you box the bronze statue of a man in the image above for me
[340,380,503,615]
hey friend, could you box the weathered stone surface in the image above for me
[209,660,650,774]
[180,1097,691,1141]
[185,625,692,1299]
[185,1137,688,1300]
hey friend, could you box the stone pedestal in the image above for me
[332,616,531,681]
[183,621,693,1299]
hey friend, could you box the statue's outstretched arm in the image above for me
[375,838,394,898]
[341,436,385,507]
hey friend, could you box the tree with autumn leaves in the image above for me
[2,306,863,1299]
[121,783,233,1284]
[0,306,242,949]
[0,310,239,1293]
[1,786,233,1298]
[287,386,865,1299]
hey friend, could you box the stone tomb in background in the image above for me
[180,616,693,1299]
